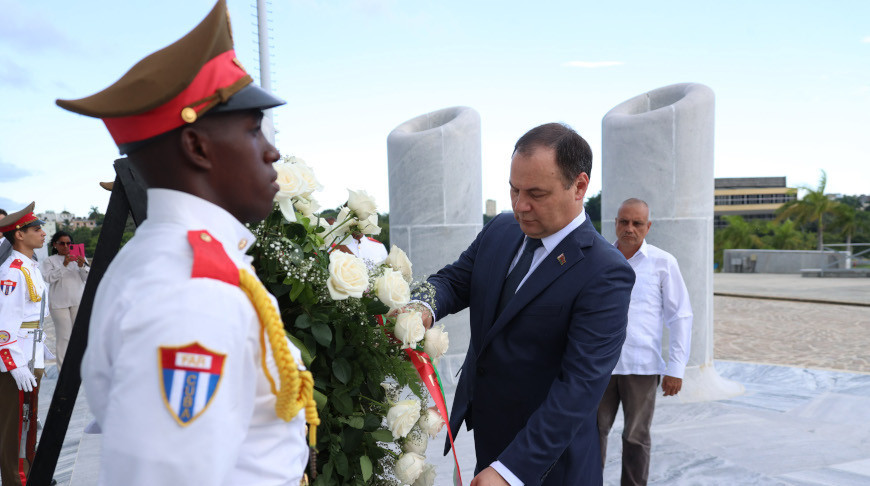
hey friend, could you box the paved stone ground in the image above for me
[715,296,870,373]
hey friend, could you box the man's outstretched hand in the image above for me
[388,302,434,329]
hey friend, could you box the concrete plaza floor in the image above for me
[14,273,870,485]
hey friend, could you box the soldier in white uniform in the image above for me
[57,1,319,484]
[344,235,388,265]
[0,203,48,486]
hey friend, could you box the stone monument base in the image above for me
[671,362,745,403]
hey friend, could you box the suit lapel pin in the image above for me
[557,253,566,265]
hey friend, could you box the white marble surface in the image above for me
[601,83,740,401]
[425,360,870,486]
[33,358,870,486]
[387,106,483,359]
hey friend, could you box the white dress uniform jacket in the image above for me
[0,250,47,371]
[82,189,308,486]
[612,240,693,378]
[343,236,388,265]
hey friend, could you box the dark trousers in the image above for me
[597,374,659,486]
[0,369,42,486]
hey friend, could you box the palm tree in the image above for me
[764,219,810,250]
[777,170,839,251]
[717,215,765,249]
[832,204,858,258]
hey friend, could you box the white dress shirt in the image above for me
[491,210,586,486]
[82,189,309,485]
[41,254,88,309]
[612,240,693,378]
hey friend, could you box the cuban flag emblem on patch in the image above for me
[158,342,226,427]
[0,280,16,296]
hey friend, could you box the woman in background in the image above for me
[40,231,88,369]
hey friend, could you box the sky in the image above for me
[1,0,868,217]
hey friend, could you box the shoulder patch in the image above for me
[0,280,16,296]
[187,230,239,286]
[9,259,22,270]
[158,342,226,426]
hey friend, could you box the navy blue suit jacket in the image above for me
[430,213,634,485]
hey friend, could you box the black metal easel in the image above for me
[28,158,148,485]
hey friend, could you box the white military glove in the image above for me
[10,367,38,392]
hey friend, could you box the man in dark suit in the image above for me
[421,123,635,485]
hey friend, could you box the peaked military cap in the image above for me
[56,0,284,154]
[0,202,44,234]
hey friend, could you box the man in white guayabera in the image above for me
[597,198,693,486]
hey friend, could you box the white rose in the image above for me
[423,325,449,363]
[418,407,445,438]
[347,189,377,220]
[293,160,322,196]
[394,311,425,349]
[412,463,437,486]
[375,269,410,310]
[402,427,428,454]
[394,452,426,484]
[357,213,381,236]
[386,399,421,439]
[385,245,413,283]
[294,196,319,218]
[274,161,307,199]
[326,251,368,300]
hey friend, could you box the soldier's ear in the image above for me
[179,125,214,172]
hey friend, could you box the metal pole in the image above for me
[256,0,275,145]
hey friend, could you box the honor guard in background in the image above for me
[57,1,318,484]
[0,203,48,486]
[345,235,388,264]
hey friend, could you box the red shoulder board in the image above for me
[366,237,382,243]
[9,259,22,270]
[187,230,240,287]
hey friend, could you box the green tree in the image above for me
[777,170,839,251]
[585,192,601,233]
[832,204,859,257]
[717,215,765,249]
[762,219,811,250]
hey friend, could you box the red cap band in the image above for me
[0,212,38,233]
[103,49,249,146]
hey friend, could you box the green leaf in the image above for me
[363,414,381,431]
[286,332,313,366]
[342,426,364,452]
[322,460,333,484]
[370,429,394,442]
[335,452,349,477]
[332,358,351,384]
[343,416,365,429]
[294,313,312,330]
[311,321,333,347]
[312,389,327,410]
[360,456,373,482]
[333,391,353,416]
[289,280,306,300]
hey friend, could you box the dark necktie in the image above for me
[496,237,543,317]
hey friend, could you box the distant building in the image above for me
[69,218,97,229]
[714,177,797,228]
[485,199,497,218]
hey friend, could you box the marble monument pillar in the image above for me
[387,106,483,376]
[601,83,743,402]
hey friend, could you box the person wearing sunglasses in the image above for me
[40,231,88,370]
